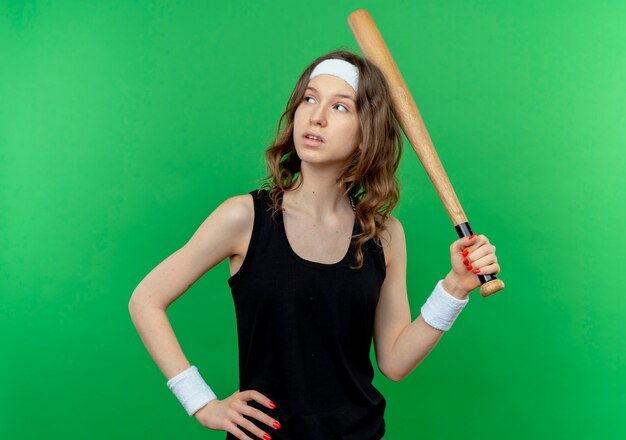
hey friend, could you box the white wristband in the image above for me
[420,280,469,331]
[166,365,217,416]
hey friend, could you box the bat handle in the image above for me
[455,222,505,298]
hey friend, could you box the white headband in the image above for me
[309,59,359,92]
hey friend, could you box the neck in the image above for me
[285,163,351,219]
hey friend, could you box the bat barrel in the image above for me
[348,9,467,225]
[349,9,505,298]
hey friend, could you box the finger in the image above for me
[240,404,281,430]
[465,234,489,251]
[232,413,270,440]
[239,390,276,410]
[464,244,496,264]
[472,262,500,276]
[469,253,497,269]
[462,236,493,260]
[451,234,477,254]
[227,421,254,440]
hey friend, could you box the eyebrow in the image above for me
[306,86,356,102]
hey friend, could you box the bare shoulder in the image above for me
[379,214,405,246]
[185,193,254,255]
[209,193,254,245]
[215,193,254,256]
[216,193,254,224]
[378,214,406,267]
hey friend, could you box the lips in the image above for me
[303,132,325,143]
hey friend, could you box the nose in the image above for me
[309,105,327,127]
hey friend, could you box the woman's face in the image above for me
[293,74,362,168]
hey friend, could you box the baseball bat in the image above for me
[348,9,504,297]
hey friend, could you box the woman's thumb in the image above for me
[453,234,476,253]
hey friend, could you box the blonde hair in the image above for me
[259,50,403,270]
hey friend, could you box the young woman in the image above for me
[129,50,500,440]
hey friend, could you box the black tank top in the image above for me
[226,188,387,440]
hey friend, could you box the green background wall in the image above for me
[2,0,624,438]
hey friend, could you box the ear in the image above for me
[356,128,364,151]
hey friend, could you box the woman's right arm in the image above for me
[128,194,281,439]
[128,195,252,378]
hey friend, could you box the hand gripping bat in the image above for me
[348,9,504,297]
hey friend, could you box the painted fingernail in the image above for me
[463,258,469,265]
[469,234,476,239]
[462,249,469,257]
[273,421,281,429]
[263,434,272,440]
[473,268,480,274]
[268,401,276,409]
[466,264,473,270]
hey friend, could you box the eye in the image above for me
[304,96,315,103]
[334,104,349,113]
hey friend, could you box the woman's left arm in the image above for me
[373,216,499,382]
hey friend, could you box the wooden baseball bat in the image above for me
[348,9,504,297]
